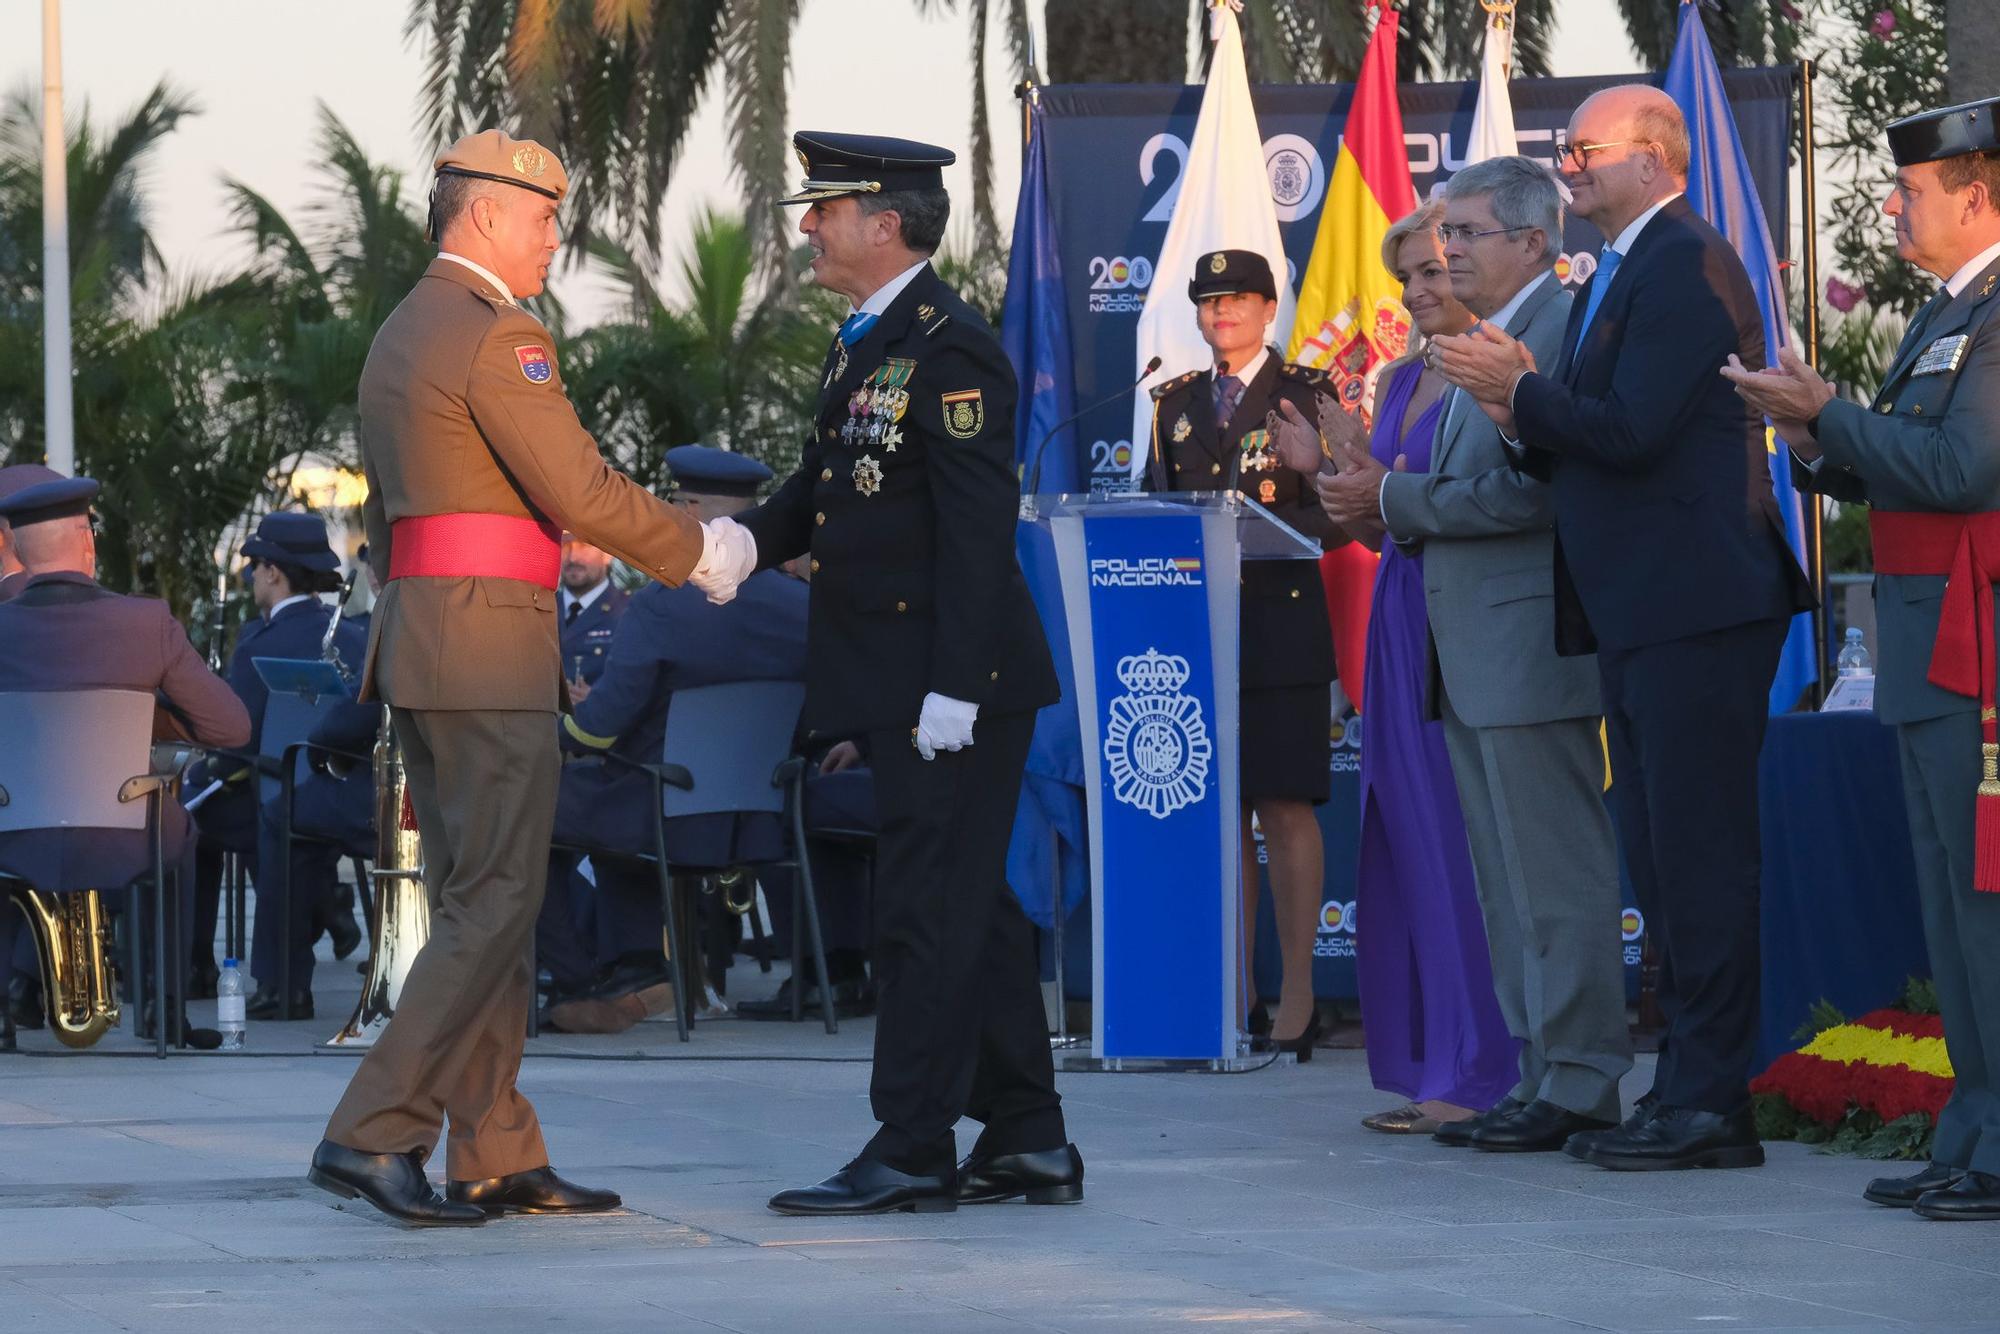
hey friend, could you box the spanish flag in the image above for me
[1286,1,1416,418]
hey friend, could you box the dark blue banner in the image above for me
[1030,70,1797,494]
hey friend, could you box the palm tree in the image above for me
[563,208,842,488]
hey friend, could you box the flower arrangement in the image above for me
[1751,978,1949,1159]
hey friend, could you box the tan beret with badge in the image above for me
[434,128,570,203]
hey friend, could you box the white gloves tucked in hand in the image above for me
[689,516,759,605]
[913,692,979,761]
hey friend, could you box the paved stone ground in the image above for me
[2,956,1995,1333]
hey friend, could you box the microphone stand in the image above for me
[1020,356,1164,520]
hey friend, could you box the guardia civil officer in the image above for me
[1726,96,2000,1222]
[309,130,735,1228]
[1148,249,1345,1056]
[693,133,1081,1215]
[557,535,628,689]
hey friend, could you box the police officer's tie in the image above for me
[1212,373,1244,429]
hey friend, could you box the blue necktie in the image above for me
[839,312,879,346]
[1573,247,1623,348]
[1212,373,1244,428]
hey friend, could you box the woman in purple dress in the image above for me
[1295,203,1518,1134]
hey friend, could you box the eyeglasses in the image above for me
[1553,138,1643,170]
[1436,223,1529,244]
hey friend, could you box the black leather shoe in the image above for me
[1433,1097,1525,1147]
[446,1166,621,1215]
[325,909,362,962]
[768,1158,957,1215]
[1247,1001,1272,1038]
[1471,1100,1615,1153]
[957,1143,1085,1204]
[308,1140,487,1227]
[1564,1095,1659,1161]
[140,1002,223,1051]
[1913,1170,2000,1221]
[1250,1006,1324,1062]
[736,976,875,1021]
[246,988,314,1021]
[1866,1161,1964,1208]
[1576,1104,1764,1171]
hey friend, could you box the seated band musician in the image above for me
[0,471,251,1051]
[538,444,874,1032]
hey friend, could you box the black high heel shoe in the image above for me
[1247,1001,1272,1038]
[1254,1006,1324,1062]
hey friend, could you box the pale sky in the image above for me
[2,0,1641,325]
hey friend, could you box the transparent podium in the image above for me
[1019,491,1320,1068]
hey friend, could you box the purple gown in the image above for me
[1354,360,1519,1107]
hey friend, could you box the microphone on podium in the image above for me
[1022,356,1164,500]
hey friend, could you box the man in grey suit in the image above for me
[1297,157,1631,1153]
[1727,96,2000,1221]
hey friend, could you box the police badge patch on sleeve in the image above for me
[515,345,554,383]
[942,389,984,439]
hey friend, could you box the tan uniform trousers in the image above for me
[324,706,558,1181]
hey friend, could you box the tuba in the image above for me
[322,706,429,1047]
[5,884,119,1048]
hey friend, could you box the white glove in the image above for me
[913,692,978,761]
[689,516,758,605]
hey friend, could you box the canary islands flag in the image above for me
[1286,0,1417,417]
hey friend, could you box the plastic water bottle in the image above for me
[1836,627,1872,678]
[216,958,246,1050]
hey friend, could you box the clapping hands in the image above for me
[1431,322,1535,435]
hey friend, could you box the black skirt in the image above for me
[1240,682,1332,803]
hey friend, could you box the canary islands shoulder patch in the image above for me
[515,344,553,384]
[942,389,984,439]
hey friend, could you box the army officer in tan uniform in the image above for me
[309,130,731,1227]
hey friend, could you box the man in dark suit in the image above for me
[540,445,823,1032]
[0,473,250,1050]
[1727,96,2000,1221]
[557,535,628,690]
[694,132,1078,1215]
[1436,84,1813,1171]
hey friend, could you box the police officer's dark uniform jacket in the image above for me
[1146,254,1341,802]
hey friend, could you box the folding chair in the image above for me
[572,680,838,1042]
[0,690,184,1057]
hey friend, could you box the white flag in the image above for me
[1129,0,1292,483]
[1465,2,1517,167]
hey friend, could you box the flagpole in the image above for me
[1799,56,1828,705]
[41,0,75,476]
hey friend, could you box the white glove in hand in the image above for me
[913,692,979,761]
[689,516,758,605]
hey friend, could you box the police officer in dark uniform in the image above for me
[557,534,628,690]
[693,133,1080,1215]
[0,472,250,1050]
[540,445,813,1031]
[196,512,367,1018]
[1147,249,1343,1055]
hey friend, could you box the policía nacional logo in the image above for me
[1102,648,1213,820]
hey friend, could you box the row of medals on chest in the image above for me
[834,359,914,498]
[1170,410,1283,503]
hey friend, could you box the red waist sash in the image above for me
[388,513,562,590]
[1869,509,2000,891]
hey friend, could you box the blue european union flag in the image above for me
[1000,99,1081,495]
[1666,1,1819,713]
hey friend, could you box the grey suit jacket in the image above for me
[1808,253,2000,726]
[1378,273,1601,729]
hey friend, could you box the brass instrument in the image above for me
[5,884,119,1048]
[322,707,430,1047]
